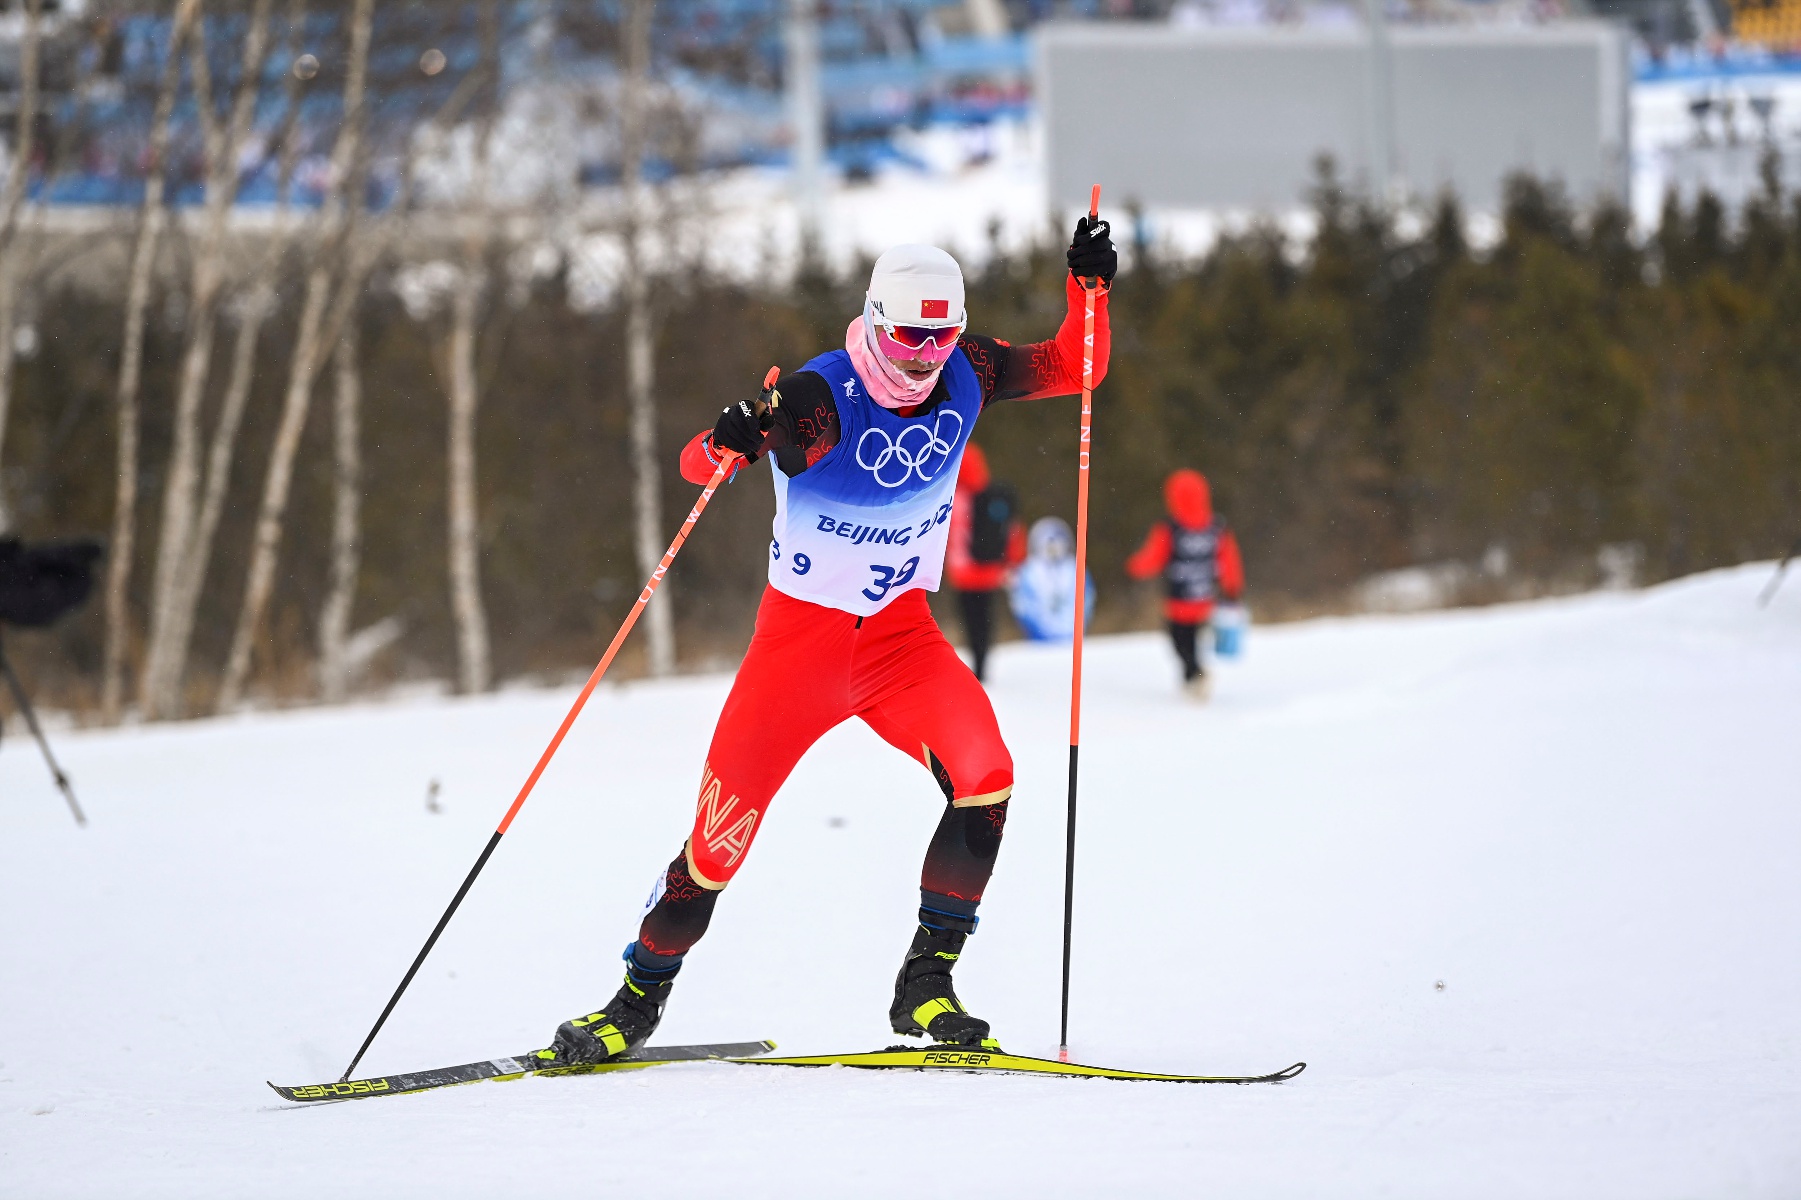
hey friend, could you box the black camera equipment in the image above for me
[0,537,104,826]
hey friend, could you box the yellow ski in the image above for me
[726,1046,1304,1084]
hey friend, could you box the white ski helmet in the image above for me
[865,244,966,330]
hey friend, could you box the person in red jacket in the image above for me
[1126,469,1243,700]
[534,221,1117,1067]
[945,443,1025,682]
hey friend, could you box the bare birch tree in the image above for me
[621,0,674,676]
[153,0,313,714]
[217,0,373,712]
[0,0,40,265]
[102,0,204,724]
[0,0,44,534]
[310,25,491,704]
[444,264,490,694]
[140,0,274,719]
[307,34,492,704]
[316,312,361,701]
[440,0,499,696]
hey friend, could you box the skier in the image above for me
[1125,469,1243,700]
[945,443,1025,682]
[539,222,1116,1064]
[1008,516,1095,641]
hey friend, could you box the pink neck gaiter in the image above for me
[845,316,942,411]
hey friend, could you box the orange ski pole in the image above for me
[1060,185,1101,1061]
[337,369,776,1083]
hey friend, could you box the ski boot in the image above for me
[890,924,996,1047]
[536,943,681,1066]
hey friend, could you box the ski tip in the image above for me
[1272,1062,1306,1081]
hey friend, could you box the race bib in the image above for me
[767,349,982,617]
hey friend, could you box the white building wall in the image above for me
[1041,22,1630,212]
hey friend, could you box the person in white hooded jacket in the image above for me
[1008,516,1095,641]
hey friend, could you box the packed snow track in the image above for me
[3,564,1797,1197]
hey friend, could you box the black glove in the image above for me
[711,397,770,461]
[1067,215,1116,286]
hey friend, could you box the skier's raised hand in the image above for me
[1066,215,1116,286]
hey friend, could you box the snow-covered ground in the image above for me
[4,564,1799,1197]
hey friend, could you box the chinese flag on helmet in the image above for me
[921,299,949,319]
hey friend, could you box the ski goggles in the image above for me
[870,317,965,366]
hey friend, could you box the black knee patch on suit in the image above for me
[637,847,721,958]
[920,798,1008,905]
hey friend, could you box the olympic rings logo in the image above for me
[855,409,964,489]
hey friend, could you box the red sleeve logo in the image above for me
[921,299,949,319]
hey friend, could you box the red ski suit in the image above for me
[685,587,1012,887]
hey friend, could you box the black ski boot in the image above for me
[538,944,681,1066]
[890,924,994,1047]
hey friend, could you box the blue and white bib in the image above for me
[768,348,982,616]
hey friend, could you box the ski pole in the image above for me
[338,371,774,1083]
[1757,535,1801,608]
[1060,183,1101,1062]
[0,633,87,827]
